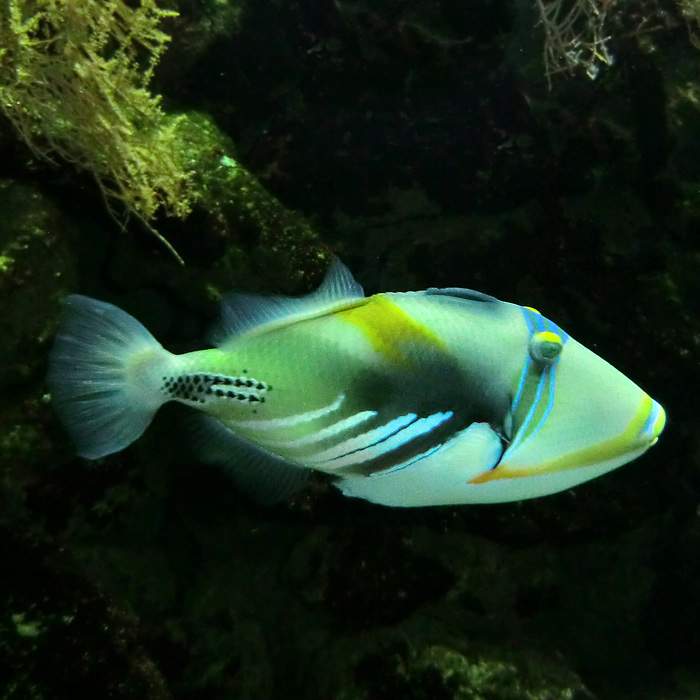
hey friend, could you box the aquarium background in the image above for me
[0,0,699,698]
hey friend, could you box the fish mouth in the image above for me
[638,397,665,446]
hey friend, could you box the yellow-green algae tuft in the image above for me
[0,0,194,258]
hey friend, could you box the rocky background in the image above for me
[1,0,700,698]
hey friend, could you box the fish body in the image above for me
[47,260,665,507]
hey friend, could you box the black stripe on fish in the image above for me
[329,410,469,477]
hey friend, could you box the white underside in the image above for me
[337,422,503,507]
[337,424,651,507]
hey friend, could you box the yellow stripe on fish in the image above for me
[336,294,446,366]
[469,393,665,484]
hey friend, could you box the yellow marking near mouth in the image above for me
[470,394,659,484]
[337,295,445,365]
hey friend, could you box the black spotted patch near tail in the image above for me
[161,372,270,406]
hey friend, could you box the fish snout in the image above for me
[639,397,666,446]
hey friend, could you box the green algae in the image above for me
[0,0,192,241]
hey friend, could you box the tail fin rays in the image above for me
[47,295,172,459]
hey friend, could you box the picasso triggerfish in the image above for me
[47,259,665,507]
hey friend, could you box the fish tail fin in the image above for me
[47,294,174,459]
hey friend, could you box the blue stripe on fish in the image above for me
[307,413,418,467]
[372,442,445,477]
[259,410,379,450]
[501,307,571,465]
[313,410,455,472]
[365,412,456,476]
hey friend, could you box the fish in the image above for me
[46,259,666,507]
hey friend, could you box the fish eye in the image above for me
[529,331,564,363]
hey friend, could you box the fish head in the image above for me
[467,306,666,502]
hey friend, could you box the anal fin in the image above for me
[188,413,308,504]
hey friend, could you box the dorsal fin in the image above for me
[426,287,499,304]
[208,258,365,347]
